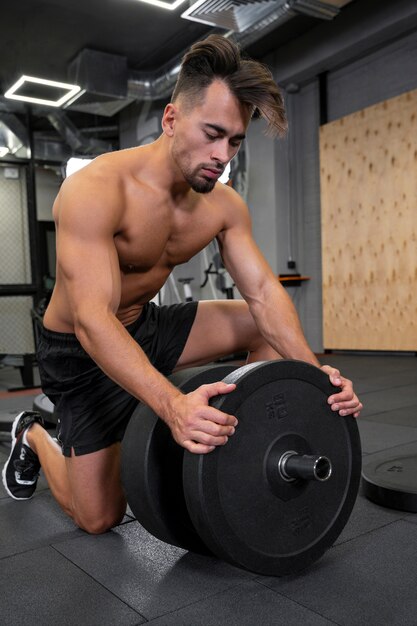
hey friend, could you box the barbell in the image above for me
[121,360,362,576]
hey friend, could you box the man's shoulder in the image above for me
[73,150,131,183]
[62,150,137,200]
[55,153,130,227]
[204,183,252,242]
[210,181,249,220]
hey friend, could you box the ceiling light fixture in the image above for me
[135,0,188,10]
[0,147,9,158]
[4,75,81,107]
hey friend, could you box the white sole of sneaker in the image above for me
[1,412,36,501]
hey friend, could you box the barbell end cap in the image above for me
[278,452,333,483]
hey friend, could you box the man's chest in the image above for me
[115,203,223,270]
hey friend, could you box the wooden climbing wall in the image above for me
[320,89,417,351]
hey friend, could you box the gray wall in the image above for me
[246,117,278,274]
[326,28,417,121]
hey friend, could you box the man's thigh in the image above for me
[176,299,259,369]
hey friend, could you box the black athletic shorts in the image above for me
[36,301,198,457]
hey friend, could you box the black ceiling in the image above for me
[1,0,318,94]
[0,0,347,155]
[2,0,207,85]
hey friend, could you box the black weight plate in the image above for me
[183,360,362,576]
[121,364,237,553]
[362,444,417,512]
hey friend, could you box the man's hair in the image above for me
[171,35,287,137]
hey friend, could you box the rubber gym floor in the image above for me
[0,353,416,626]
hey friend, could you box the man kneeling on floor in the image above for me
[2,35,362,534]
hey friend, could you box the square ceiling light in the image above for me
[135,0,188,9]
[4,75,81,107]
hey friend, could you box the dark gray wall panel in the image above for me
[327,28,417,121]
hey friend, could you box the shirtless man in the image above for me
[2,35,362,534]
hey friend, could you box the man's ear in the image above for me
[161,103,177,137]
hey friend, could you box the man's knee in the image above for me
[74,509,125,535]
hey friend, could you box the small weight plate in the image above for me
[362,444,417,512]
[121,364,237,553]
[183,360,362,576]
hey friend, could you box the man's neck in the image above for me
[137,135,192,204]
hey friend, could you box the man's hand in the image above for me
[320,365,362,418]
[168,382,238,454]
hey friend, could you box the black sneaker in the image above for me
[2,411,44,500]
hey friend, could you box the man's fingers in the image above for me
[184,440,216,455]
[207,407,238,427]
[330,403,360,414]
[171,387,238,454]
[328,397,363,418]
[183,433,230,453]
[320,365,362,418]
[193,419,236,437]
[340,402,363,417]
[195,403,238,427]
[189,431,229,447]
[330,397,361,409]
[201,381,236,399]
[320,365,342,387]
[181,407,238,449]
[328,388,355,404]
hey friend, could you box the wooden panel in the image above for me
[320,89,417,350]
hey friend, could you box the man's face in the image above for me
[170,80,251,193]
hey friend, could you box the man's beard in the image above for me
[186,170,217,194]
[172,144,223,193]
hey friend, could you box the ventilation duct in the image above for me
[0,112,29,159]
[127,55,186,102]
[0,105,113,162]
[66,49,134,117]
[61,0,352,114]
[287,0,345,20]
[181,0,279,32]
[128,0,353,101]
[46,110,113,155]
[181,0,344,30]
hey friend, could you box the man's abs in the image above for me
[42,271,166,333]
[43,298,146,334]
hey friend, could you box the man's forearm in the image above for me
[249,283,320,366]
[74,312,182,422]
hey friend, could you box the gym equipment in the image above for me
[183,361,361,575]
[122,360,362,576]
[201,251,235,299]
[32,393,57,426]
[178,278,194,302]
[1,354,36,388]
[362,443,417,512]
[122,364,237,554]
